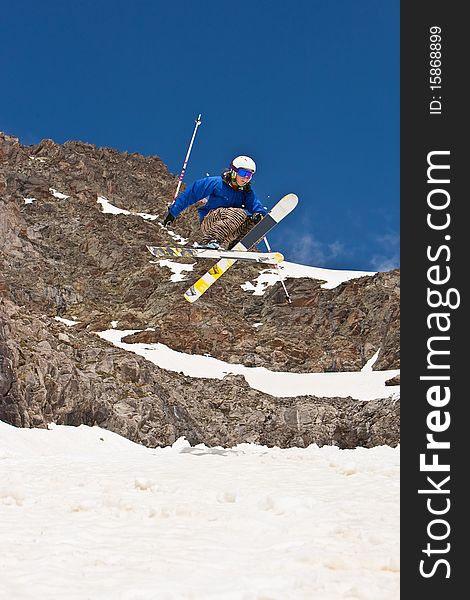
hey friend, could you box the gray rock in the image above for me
[0,131,400,449]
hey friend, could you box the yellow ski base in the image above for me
[183,252,284,303]
[184,258,236,303]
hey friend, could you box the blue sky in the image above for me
[1,0,399,271]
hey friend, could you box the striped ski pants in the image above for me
[200,208,254,248]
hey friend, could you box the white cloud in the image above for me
[282,231,345,266]
[370,254,400,272]
[370,231,400,271]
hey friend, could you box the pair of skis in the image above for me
[148,193,298,303]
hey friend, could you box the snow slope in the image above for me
[0,421,399,600]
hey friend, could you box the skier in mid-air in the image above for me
[163,155,268,250]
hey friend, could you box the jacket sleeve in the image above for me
[245,190,268,216]
[169,178,219,217]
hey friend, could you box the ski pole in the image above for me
[263,235,292,303]
[171,113,202,205]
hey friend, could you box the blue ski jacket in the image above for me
[168,175,267,222]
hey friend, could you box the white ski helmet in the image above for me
[231,155,256,174]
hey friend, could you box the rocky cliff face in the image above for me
[0,132,400,448]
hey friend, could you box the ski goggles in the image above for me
[233,167,254,179]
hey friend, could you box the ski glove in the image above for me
[163,210,176,227]
[250,212,263,224]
